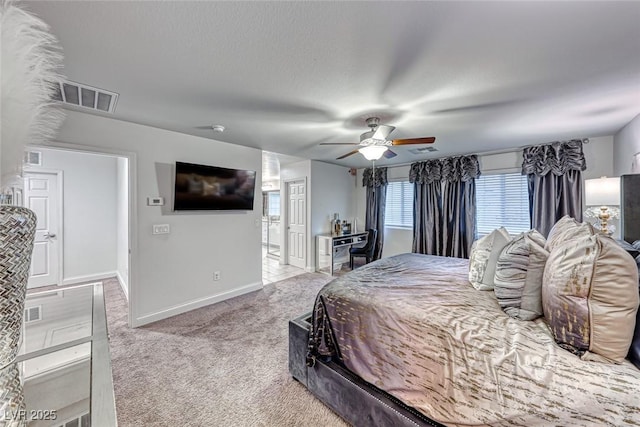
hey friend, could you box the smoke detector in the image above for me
[211,125,225,133]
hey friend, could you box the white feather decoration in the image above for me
[1,0,65,189]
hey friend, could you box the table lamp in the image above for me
[584,176,620,234]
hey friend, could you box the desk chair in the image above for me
[349,228,377,269]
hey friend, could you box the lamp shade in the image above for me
[359,145,388,160]
[585,177,620,206]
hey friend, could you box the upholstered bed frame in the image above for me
[288,313,444,427]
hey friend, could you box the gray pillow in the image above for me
[494,230,548,320]
[617,239,640,369]
[469,227,511,291]
[543,234,639,363]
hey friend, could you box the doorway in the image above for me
[261,151,305,285]
[23,145,134,326]
[262,190,281,258]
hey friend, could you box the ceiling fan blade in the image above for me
[319,142,360,145]
[391,137,436,145]
[372,125,395,141]
[383,149,397,159]
[336,149,360,160]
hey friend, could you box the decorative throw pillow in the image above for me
[544,215,594,252]
[543,233,640,363]
[468,227,511,291]
[617,239,640,369]
[494,230,548,320]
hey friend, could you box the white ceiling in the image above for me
[24,1,640,168]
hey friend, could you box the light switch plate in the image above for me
[147,197,165,206]
[152,224,170,235]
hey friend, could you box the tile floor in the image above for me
[262,246,306,284]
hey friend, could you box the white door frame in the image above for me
[22,168,64,287]
[27,142,138,328]
[282,177,307,270]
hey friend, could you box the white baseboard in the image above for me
[62,271,117,286]
[305,266,315,273]
[133,281,263,327]
[115,271,129,301]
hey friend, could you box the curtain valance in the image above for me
[363,167,388,188]
[409,159,441,184]
[522,139,587,177]
[409,155,480,184]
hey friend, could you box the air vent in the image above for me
[24,306,41,323]
[52,80,119,113]
[24,150,42,166]
[408,147,438,155]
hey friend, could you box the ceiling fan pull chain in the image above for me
[372,159,376,194]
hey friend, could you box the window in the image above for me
[385,181,413,228]
[475,172,530,236]
[262,191,280,218]
[267,192,280,217]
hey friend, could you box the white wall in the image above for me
[355,136,615,257]
[49,110,263,327]
[614,113,640,175]
[28,147,118,283]
[261,179,280,191]
[279,160,354,271]
[582,136,615,180]
[116,157,129,298]
[310,160,355,266]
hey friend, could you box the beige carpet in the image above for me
[103,272,349,427]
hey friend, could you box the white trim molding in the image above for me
[132,281,264,327]
[62,271,117,286]
[116,270,129,301]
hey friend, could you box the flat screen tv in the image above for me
[174,162,256,211]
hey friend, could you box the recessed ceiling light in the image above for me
[212,125,225,133]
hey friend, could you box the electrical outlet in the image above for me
[213,271,221,281]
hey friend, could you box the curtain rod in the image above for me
[361,138,589,171]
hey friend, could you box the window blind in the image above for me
[476,172,530,236]
[385,181,413,228]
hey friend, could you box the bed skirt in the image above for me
[289,313,444,427]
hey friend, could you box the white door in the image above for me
[24,172,61,288]
[286,179,306,269]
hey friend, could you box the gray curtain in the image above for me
[442,180,476,258]
[522,140,586,237]
[409,160,442,255]
[363,167,388,260]
[410,155,480,258]
[441,156,479,258]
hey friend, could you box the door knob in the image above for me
[44,233,56,239]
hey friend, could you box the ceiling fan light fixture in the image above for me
[359,145,388,160]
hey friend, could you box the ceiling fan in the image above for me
[321,117,436,160]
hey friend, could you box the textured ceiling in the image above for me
[24,1,640,168]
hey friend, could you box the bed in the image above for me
[290,252,640,426]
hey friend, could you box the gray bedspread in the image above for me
[309,253,640,426]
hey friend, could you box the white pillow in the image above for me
[468,227,511,290]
